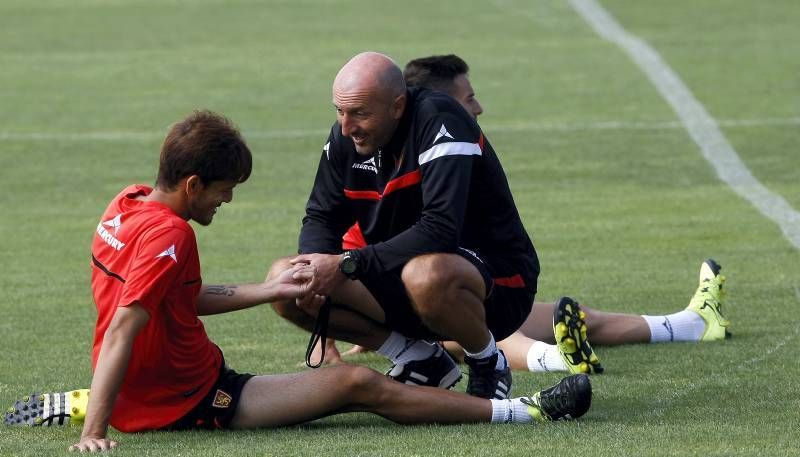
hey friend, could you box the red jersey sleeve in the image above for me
[119,226,195,315]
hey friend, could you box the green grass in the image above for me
[1,0,799,455]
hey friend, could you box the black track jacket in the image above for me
[299,87,539,287]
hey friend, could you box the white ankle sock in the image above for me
[490,398,533,423]
[376,332,437,364]
[642,310,705,342]
[526,341,568,372]
[463,333,506,370]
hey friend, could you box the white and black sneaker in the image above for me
[4,390,89,427]
[387,344,462,389]
[464,350,512,399]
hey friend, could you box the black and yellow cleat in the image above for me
[553,297,604,374]
[4,389,89,427]
[521,373,592,421]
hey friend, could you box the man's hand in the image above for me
[290,253,346,296]
[69,437,118,453]
[270,263,318,300]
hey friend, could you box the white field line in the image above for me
[646,286,800,417]
[569,0,800,250]
[0,116,798,142]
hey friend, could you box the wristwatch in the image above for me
[339,250,361,280]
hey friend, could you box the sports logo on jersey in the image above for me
[156,244,178,263]
[96,214,125,251]
[352,156,377,173]
[433,123,454,144]
[103,214,122,235]
[323,141,331,160]
[212,389,232,408]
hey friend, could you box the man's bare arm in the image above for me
[196,264,316,316]
[69,304,149,453]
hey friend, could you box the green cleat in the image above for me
[686,259,731,341]
[553,297,604,374]
[3,389,89,427]
[521,374,592,421]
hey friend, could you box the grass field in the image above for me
[1,0,799,455]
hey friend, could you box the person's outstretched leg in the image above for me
[446,298,604,375]
[520,259,730,345]
[230,364,592,428]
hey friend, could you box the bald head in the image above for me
[332,52,408,155]
[334,52,406,101]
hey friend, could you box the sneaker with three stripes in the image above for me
[386,344,462,389]
[464,350,512,399]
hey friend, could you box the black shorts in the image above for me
[355,248,537,341]
[166,362,254,431]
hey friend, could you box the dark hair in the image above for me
[403,54,469,92]
[156,110,252,190]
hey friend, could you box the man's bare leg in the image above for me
[230,364,490,428]
[523,303,650,345]
[230,364,592,427]
[269,258,453,382]
[401,254,489,353]
[268,257,390,351]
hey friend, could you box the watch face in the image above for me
[342,257,357,274]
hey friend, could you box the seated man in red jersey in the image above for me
[4,110,591,452]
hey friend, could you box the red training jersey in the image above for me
[90,185,222,432]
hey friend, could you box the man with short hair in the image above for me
[270,51,539,400]
[4,110,593,452]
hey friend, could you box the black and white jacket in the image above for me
[299,87,539,288]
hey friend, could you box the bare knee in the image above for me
[402,254,485,325]
[401,255,454,318]
[338,365,389,404]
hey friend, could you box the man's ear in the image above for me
[391,93,406,120]
[184,175,203,197]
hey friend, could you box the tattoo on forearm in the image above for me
[204,285,237,297]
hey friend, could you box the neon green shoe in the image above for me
[4,389,89,426]
[686,259,731,341]
[521,374,592,421]
[553,297,604,374]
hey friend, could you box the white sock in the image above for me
[463,333,507,370]
[526,341,568,372]
[490,398,533,423]
[376,331,437,364]
[642,310,705,342]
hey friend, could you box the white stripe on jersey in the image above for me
[418,141,481,165]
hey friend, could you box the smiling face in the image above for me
[187,178,237,226]
[333,87,404,156]
[332,52,407,156]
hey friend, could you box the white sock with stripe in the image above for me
[526,341,568,372]
[642,310,705,342]
[463,333,507,371]
[490,398,533,423]
[377,331,437,364]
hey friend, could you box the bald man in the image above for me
[270,52,540,400]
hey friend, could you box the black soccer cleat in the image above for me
[464,350,512,399]
[521,374,592,421]
[387,344,462,389]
